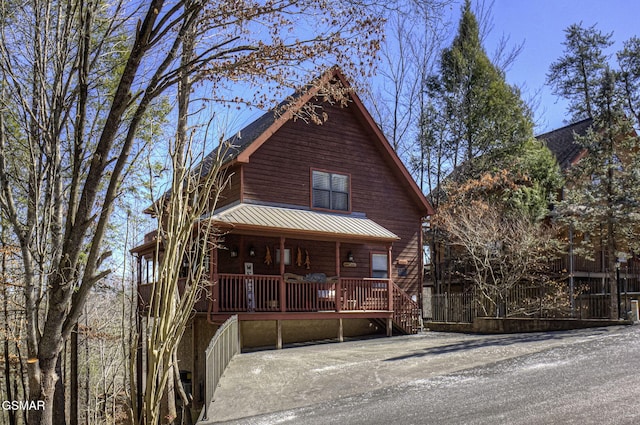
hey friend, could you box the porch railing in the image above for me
[201,315,240,421]
[391,282,422,334]
[216,274,393,313]
[137,278,208,312]
[218,274,281,312]
[341,278,390,311]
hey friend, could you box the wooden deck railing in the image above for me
[217,274,393,313]
[391,282,422,334]
[550,254,640,277]
[218,274,282,312]
[286,280,340,311]
[340,278,390,311]
[137,278,209,312]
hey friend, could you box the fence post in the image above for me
[444,293,448,323]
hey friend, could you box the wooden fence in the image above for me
[201,315,240,421]
[429,291,614,323]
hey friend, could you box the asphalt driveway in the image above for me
[199,326,636,423]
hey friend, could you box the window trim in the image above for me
[310,168,352,214]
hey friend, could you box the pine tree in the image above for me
[547,24,613,121]
[428,0,561,217]
[426,1,563,296]
[549,23,640,319]
[558,69,640,319]
[437,0,533,172]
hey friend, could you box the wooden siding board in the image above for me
[240,103,425,297]
[217,235,388,279]
[215,163,242,210]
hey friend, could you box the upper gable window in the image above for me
[312,170,350,212]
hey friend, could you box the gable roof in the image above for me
[536,118,592,170]
[201,67,433,216]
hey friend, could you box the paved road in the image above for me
[203,325,640,424]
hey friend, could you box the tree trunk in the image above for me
[28,356,59,425]
[70,325,78,425]
[608,231,619,320]
[54,353,66,425]
[2,240,16,425]
[161,362,177,424]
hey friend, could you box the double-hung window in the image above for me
[312,170,350,212]
[371,253,389,278]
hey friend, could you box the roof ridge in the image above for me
[535,117,593,139]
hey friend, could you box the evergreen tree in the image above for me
[428,0,561,217]
[549,23,640,319]
[437,0,533,172]
[425,1,563,295]
[547,23,613,121]
[617,36,640,127]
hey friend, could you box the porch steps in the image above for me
[368,283,422,335]
[369,317,419,335]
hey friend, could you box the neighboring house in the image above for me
[131,67,433,406]
[537,119,640,299]
[425,118,640,320]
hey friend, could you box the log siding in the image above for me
[241,103,425,296]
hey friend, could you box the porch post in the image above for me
[335,241,342,312]
[136,254,142,286]
[387,245,393,312]
[211,240,219,314]
[279,237,286,312]
[239,235,246,271]
[335,241,341,277]
[276,320,283,349]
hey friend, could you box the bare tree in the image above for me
[137,137,227,425]
[364,0,452,161]
[435,200,561,317]
[0,1,382,424]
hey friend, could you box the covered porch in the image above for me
[133,203,422,337]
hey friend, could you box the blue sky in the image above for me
[481,0,640,133]
[188,1,640,152]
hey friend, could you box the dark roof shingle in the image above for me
[536,118,592,170]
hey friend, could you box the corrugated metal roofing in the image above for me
[210,203,399,241]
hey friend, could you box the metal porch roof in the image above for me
[209,203,399,242]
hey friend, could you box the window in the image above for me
[275,248,291,265]
[312,170,350,211]
[371,253,389,278]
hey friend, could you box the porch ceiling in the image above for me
[208,203,399,242]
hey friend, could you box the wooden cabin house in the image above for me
[538,119,640,299]
[131,67,433,406]
[425,118,640,320]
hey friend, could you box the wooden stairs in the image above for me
[370,282,422,335]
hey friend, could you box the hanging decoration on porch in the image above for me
[296,247,303,267]
[304,249,311,269]
[264,246,272,265]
